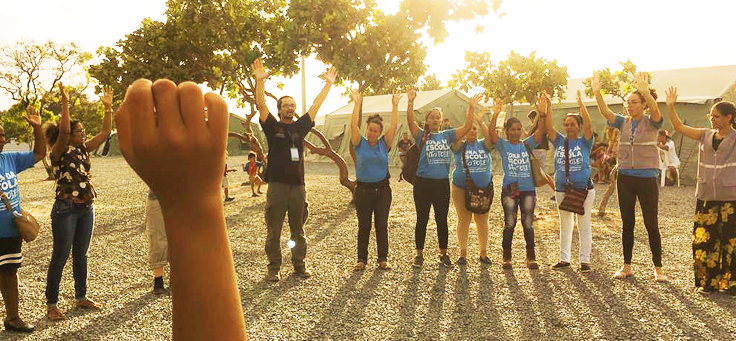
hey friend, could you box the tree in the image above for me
[450,50,568,116]
[582,60,649,101]
[0,40,92,179]
[419,73,443,91]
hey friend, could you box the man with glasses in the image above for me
[252,59,337,282]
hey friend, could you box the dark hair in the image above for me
[248,151,256,159]
[366,114,383,131]
[277,96,295,111]
[564,113,583,126]
[630,88,658,106]
[713,101,736,128]
[44,120,80,146]
[504,117,522,132]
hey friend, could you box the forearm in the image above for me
[594,92,615,123]
[385,105,399,144]
[455,108,474,138]
[163,196,246,341]
[255,78,269,121]
[307,82,333,120]
[32,124,46,162]
[407,100,418,136]
[350,102,361,145]
[102,108,113,134]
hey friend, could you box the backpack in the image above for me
[399,130,427,185]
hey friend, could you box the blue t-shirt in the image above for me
[493,135,537,192]
[551,132,593,192]
[610,114,663,178]
[416,128,456,179]
[452,139,492,190]
[0,152,36,238]
[355,136,389,183]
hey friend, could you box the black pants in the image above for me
[413,177,450,250]
[617,174,662,267]
[355,181,392,263]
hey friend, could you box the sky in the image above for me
[1,0,735,123]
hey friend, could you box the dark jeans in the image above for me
[617,174,661,267]
[355,181,392,263]
[46,199,95,305]
[501,189,536,250]
[413,177,450,250]
[265,182,307,273]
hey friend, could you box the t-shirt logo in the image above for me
[0,171,19,210]
[555,145,584,172]
[425,139,451,165]
[464,149,488,173]
[506,150,530,176]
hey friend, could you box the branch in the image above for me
[304,128,356,195]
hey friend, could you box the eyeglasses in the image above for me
[281,104,296,109]
[625,101,642,105]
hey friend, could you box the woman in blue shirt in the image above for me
[406,85,478,268]
[546,91,596,272]
[489,96,547,270]
[350,90,400,271]
[450,105,494,265]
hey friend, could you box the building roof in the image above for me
[326,89,455,117]
[564,64,736,108]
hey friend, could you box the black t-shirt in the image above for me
[260,114,314,185]
[397,139,413,154]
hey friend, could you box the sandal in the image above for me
[378,261,392,270]
[3,318,34,333]
[653,268,669,283]
[353,261,366,272]
[47,306,66,321]
[612,266,633,279]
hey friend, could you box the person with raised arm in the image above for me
[547,91,596,272]
[406,85,476,268]
[488,96,547,270]
[666,86,736,295]
[253,59,337,282]
[0,102,46,333]
[350,89,400,271]
[44,85,113,320]
[592,71,668,282]
[450,99,495,266]
[116,79,246,340]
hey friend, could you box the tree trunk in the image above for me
[42,156,55,181]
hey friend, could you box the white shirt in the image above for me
[663,140,680,168]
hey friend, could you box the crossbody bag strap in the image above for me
[564,138,570,185]
[0,186,15,213]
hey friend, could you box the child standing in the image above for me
[243,151,263,197]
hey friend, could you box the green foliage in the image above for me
[398,0,503,43]
[0,102,53,146]
[450,50,568,105]
[419,73,443,91]
[582,60,649,101]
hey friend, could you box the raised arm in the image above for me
[591,71,616,124]
[350,89,362,146]
[635,72,661,123]
[252,59,271,123]
[383,89,401,146]
[406,85,419,138]
[665,86,703,141]
[85,87,113,151]
[306,66,337,121]
[487,99,502,145]
[24,105,46,163]
[537,91,556,142]
[453,93,481,142]
[577,90,594,140]
[50,82,71,161]
[475,108,492,149]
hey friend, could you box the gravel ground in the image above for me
[2,157,735,341]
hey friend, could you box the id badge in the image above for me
[290,147,300,161]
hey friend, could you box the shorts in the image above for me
[222,176,229,189]
[0,236,23,271]
[145,198,169,269]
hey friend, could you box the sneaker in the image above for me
[439,254,453,267]
[552,261,571,270]
[47,306,65,321]
[456,257,467,266]
[478,256,491,265]
[264,271,280,282]
[76,298,103,310]
[252,193,260,197]
[293,267,312,279]
[413,254,424,268]
[580,263,592,273]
